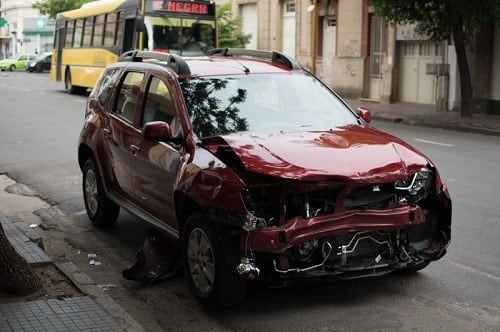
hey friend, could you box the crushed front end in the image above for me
[214,166,451,284]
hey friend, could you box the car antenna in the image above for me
[235,59,250,74]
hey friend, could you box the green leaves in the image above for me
[372,0,497,42]
[32,0,91,19]
[216,2,252,48]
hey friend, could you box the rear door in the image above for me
[105,70,145,202]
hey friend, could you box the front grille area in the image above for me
[330,231,393,262]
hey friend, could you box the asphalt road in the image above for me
[1,71,499,331]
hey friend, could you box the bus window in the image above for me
[144,17,215,55]
[74,19,84,47]
[82,17,93,47]
[65,21,74,47]
[115,12,124,47]
[104,13,117,47]
[93,15,104,46]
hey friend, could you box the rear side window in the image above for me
[96,68,121,106]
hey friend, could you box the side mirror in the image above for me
[143,121,184,144]
[143,121,172,141]
[356,107,372,123]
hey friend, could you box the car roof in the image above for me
[183,57,297,76]
[116,48,303,78]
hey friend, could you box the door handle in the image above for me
[129,144,140,155]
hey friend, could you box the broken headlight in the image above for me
[395,166,433,197]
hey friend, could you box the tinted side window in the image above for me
[113,71,144,123]
[96,68,121,106]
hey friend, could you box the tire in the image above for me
[82,158,120,227]
[65,70,84,94]
[9,64,15,71]
[36,65,43,73]
[182,212,247,310]
[65,70,74,93]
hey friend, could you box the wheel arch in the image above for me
[78,144,94,171]
[174,191,202,240]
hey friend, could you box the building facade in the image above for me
[0,0,54,59]
[230,0,499,114]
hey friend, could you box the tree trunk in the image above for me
[454,39,473,118]
[0,222,42,295]
[450,2,473,118]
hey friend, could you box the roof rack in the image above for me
[206,48,301,70]
[118,50,191,75]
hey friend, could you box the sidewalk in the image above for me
[346,99,500,137]
[0,176,144,332]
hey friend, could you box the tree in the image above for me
[216,2,252,48]
[372,0,498,118]
[33,0,90,19]
[0,222,42,295]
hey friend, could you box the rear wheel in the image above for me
[182,212,247,310]
[82,158,119,227]
[65,69,85,94]
[65,70,75,93]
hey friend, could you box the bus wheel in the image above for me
[65,70,78,94]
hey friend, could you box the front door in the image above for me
[133,74,184,229]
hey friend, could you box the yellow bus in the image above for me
[51,0,217,93]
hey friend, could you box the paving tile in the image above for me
[0,214,52,266]
[0,297,122,332]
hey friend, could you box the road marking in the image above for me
[413,138,454,147]
[446,259,500,282]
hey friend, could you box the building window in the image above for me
[285,3,295,13]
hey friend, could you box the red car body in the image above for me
[78,49,451,308]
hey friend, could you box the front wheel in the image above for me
[82,158,119,227]
[9,64,15,71]
[182,212,247,310]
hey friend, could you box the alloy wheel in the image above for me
[84,168,99,216]
[187,227,215,294]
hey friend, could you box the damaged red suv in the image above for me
[78,49,451,309]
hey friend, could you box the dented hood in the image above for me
[208,125,429,182]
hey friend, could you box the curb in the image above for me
[56,262,145,332]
